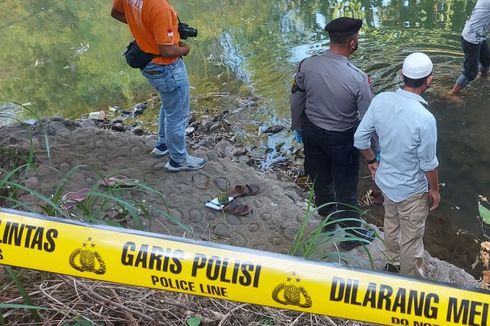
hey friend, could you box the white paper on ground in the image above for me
[205,197,234,211]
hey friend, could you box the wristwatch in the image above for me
[367,158,377,164]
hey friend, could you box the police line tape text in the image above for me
[121,242,262,287]
[0,220,57,252]
[150,275,229,297]
[331,276,488,325]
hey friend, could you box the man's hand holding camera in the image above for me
[178,41,190,56]
[177,19,196,57]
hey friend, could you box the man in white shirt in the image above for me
[354,53,441,278]
[451,0,490,94]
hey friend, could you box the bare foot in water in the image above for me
[450,83,463,95]
[445,83,465,103]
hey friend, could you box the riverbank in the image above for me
[0,114,483,325]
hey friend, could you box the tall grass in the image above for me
[290,186,376,266]
[0,101,51,162]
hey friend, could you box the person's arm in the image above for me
[158,42,190,58]
[290,69,306,132]
[360,148,379,179]
[354,100,378,178]
[425,169,440,211]
[418,116,440,211]
[111,0,127,23]
[357,73,381,156]
[148,6,190,58]
[356,73,374,119]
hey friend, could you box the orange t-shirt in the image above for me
[113,0,180,65]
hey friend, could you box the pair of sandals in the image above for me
[222,184,264,216]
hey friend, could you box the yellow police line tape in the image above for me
[0,208,488,326]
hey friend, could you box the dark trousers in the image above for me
[302,117,361,230]
[462,37,490,81]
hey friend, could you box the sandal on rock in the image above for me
[60,187,91,210]
[223,201,252,216]
[227,183,264,198]
[101,175,139,187]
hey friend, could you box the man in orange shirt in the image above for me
[111,0,206,172]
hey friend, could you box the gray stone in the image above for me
[209,122,221,132]
[131,127,145,135]
[232,147,247,156]
[24,177,40,189]
[79,119,97,128]
[213,223,230,237]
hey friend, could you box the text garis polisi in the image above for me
[120,241,262,296]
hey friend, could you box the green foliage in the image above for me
[186,316,202,326]
[0,303,46,310]
[1,160,192,235]
[290,185,375,265]
[479,201,490,225]
[259,317,275,325]
[0,170,68,218]
[0,146,193,324]
[1,101,51,162]
[3,267,42,323]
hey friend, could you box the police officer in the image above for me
[290,17,374,250]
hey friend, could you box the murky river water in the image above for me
[0,0,489,272]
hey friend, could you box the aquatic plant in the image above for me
[478,195,490,226]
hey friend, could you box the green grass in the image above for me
[0,163,192,234]
[2,267,43,324]
[290,185,376,267]
[0,112,194,323]
[0,101,51,162]
[0,166,192,323]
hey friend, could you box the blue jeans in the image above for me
[142,58,190,163]
[456,37,490,87]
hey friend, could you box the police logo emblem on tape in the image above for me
[69,237,106,275]
[272,272,312,308]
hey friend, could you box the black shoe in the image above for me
[339,230,375,251]
[382,263,400,273]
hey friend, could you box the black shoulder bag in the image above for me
[123,41,158,69]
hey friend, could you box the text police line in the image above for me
[1,208,489,326]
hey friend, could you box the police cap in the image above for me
[324,17,362,34]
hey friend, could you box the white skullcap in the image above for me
[402,52,433,79]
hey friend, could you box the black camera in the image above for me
[178,22,198,39]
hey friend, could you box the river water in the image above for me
[0,0,489,273]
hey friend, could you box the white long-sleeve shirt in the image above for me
[462,0,490,44]
[354,88,439,202]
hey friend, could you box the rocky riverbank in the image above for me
[0,112,486,325]
[0,113,480,283]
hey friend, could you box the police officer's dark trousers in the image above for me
[302,117,362,233]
